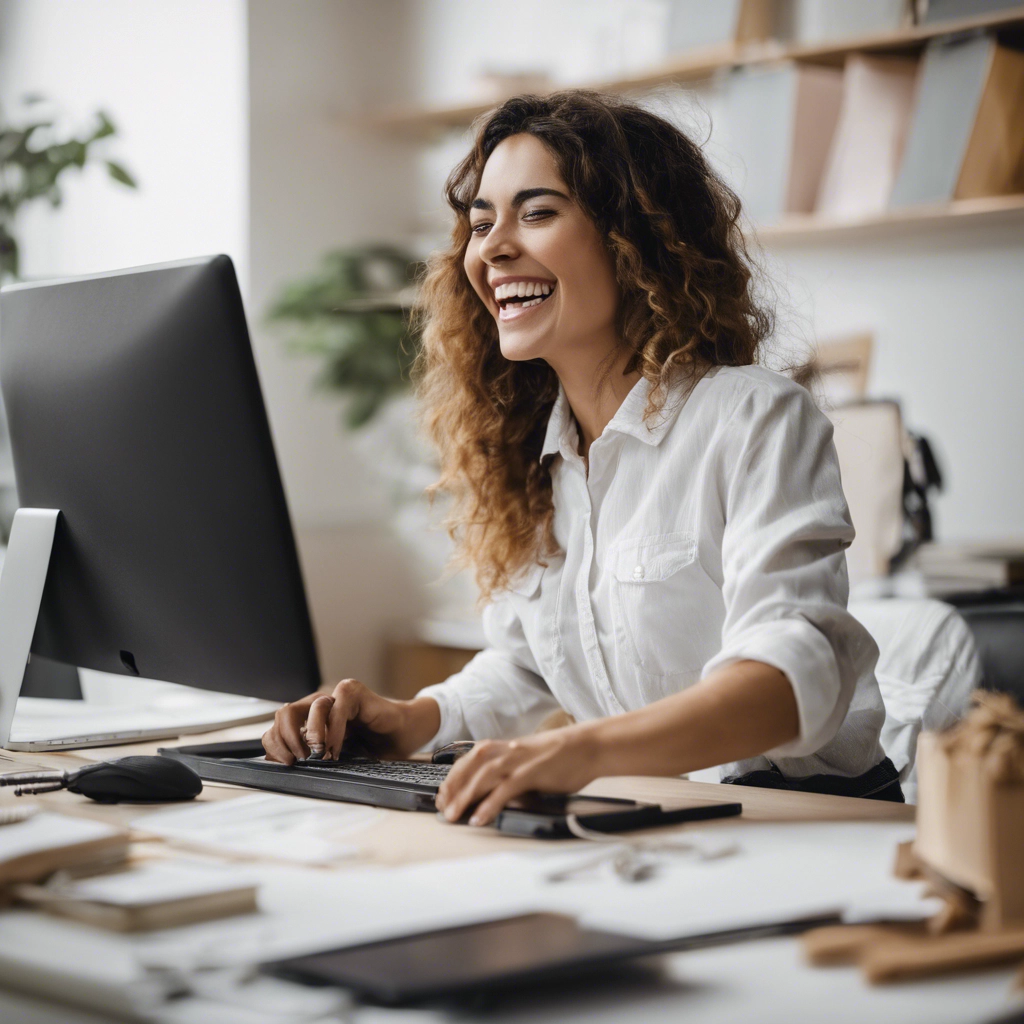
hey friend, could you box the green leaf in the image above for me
[105,160,137,188]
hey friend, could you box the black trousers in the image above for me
[723,756,905,803]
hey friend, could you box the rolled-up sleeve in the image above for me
[701,382,879,758]
[417,594,562,750]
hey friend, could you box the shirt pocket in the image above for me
[611,532,715,676]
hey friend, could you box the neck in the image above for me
[549,344,641,459]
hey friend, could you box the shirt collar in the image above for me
[539,376,687,462]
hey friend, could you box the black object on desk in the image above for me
[263,910,839,1006]
[488,792,741,838]
[161,739,447,812]
[161,740,744,830]
[0,755,202,803]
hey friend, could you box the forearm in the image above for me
[581,660,800,778]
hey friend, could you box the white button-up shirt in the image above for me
[421,366,888,781]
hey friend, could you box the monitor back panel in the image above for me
[0,256,321,701]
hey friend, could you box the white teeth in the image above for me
[492,281,556,303]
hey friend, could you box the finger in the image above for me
[436,741,503,810]
[277,705,311,762]
[305,696,334,756]
[443,751,523,823]
[262,726,295,765]
[325,679,362,759]
[469,760,545,826]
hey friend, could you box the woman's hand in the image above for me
[262,679,440,764]
[435,725,601,827]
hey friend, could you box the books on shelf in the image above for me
[890,32,1024,207]
[919,0,1024,23]
[780,0,910,45]
[717,61,843,223]
[912,543,1024,593]
[666,0,775,56]
[816,55,918,218]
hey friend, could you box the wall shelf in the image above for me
[368,6,1024,139]
[755,194,1024,244]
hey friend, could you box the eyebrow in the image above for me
[470,187,570,212]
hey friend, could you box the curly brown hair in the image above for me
[415,90,772,599]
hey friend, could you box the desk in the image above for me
[1,726,1019,1024]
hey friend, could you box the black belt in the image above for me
[723,756,905,803]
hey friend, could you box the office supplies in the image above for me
[161,738,453,811]
[0,812,127,885]
[0,754,202,803]
[0,256,321,752]
[14,860,258,932]
[133,792,378,864]
[480,792,742,839]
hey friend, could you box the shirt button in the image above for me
[633,564,645,580]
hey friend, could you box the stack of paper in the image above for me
[0,811,128,886]
[16,859,258,932]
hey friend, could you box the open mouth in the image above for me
[493,280,556,314]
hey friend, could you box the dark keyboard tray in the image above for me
[159,739,443,812]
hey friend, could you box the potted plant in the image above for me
[268,247,480,624]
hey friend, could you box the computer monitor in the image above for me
[0,256,321,706]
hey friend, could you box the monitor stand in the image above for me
[0,507,281,753]
[0,508,60,748]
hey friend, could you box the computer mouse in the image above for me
[431,741,475,765]
[66,756,203,804]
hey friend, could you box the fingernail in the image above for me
[445,807,457,821]
[469,814,483,827]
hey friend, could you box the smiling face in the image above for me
[464,133,621,372]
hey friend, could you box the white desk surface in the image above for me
[1,725,1021,1024]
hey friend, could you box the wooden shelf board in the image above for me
[756,194,1024,244]
[368,6,1024,138]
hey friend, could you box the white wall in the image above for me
[766,223,1024,543]
[0,0,249,289]
[247,0,428,685]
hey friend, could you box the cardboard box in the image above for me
[914,694,1024,931]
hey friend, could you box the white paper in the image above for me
[50,859,258,907]
[0,811,122,864]
[133,794,379,865]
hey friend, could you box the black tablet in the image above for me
[264,912,658,1005]
[263,908,838,1005]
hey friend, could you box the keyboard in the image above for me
[294,757,451,787]
[162,739,453,812]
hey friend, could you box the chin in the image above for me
[497,330,548,363]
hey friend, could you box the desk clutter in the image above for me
[2,704,1023,1019]
[803,692,1024,985]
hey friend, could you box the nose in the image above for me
[478,213,519,265]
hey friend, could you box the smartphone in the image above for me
[489,792,741,838]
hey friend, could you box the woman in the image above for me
[262,91,900,822]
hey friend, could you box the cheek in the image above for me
[463,245,491,307]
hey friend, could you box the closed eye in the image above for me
[471,221,492,235]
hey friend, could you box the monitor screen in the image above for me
[0,256,321,702]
